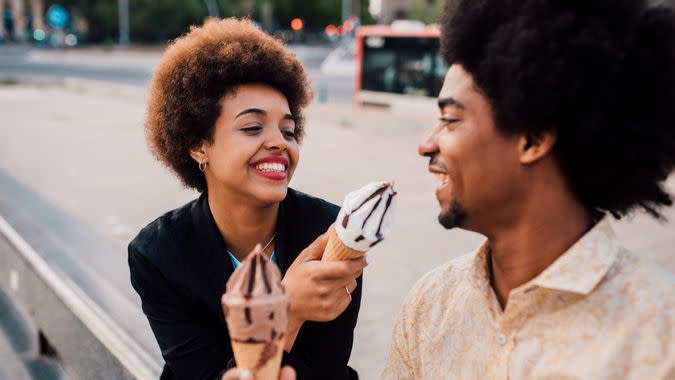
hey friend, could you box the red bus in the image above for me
[354,23,447,109]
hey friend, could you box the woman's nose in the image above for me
[264,129,288,151]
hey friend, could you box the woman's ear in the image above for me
[189,141,208,164]
[518,130,557,165]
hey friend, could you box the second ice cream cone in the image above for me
[231,339,284,380]
[322,226,365,262]
[222,245,288,380]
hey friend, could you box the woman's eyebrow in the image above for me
[235,108,266,118]
[236,109,294,122]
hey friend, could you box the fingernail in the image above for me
[364,255,369,266]
[239,369,253,380]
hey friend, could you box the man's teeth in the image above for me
[434,173,448,182]
[255,162,286,172]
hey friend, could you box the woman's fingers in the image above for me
[294,232,329,262]
[319,279,358,319]
[308,257,367,281]
[221,367,295,380]
[332,285,354,316]
[279,366,296,380]
[326,276,359,291]
[347,279,358,294]
[221,368,253,380]
[282,231,366,323]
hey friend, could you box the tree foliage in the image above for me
[406,0,442,24]
[42,0,373,43]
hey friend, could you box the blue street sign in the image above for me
[46,5,69,28]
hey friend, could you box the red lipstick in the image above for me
[250,156,289,181]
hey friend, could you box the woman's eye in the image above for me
[240,125,262,134]
[282,130,297,139]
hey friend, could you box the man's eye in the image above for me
[439,117,460,126]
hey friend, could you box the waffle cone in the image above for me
[322,226,365,262]
[230,339,284,380]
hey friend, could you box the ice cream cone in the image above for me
[222,245,288,380]
[231,338,284,380]
[322,226,365,262]
[325,181,397,260]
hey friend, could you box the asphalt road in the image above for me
[0,44,355,104]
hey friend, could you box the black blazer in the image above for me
[128,188,361,380]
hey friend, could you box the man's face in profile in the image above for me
[419,64,524,232]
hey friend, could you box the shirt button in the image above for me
[496,332,507,345]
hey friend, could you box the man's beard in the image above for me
[438,200,468,229]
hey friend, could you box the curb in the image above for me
[0,75,147,100]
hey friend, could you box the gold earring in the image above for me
[199,162,207,172]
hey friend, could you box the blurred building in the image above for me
[1,0,44,41]
[370,0,413,25]
[368,0,674,25]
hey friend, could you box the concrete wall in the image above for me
[0,216,159,380]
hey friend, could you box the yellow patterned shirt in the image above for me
[382,219,674,379]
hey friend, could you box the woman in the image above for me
[128,18,366,380]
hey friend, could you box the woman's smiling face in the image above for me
[193,84,300,204]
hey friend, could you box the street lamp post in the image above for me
[342,0,352,23]
[10,0,27,41]
[204,0,220,18]
[118,0,130,46]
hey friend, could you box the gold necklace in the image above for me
[227,232,276,257]
[260,232,277,252]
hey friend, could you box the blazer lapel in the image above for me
[274,195,294,276]
[191,192,234,323]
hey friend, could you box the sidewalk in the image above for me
[23,44,335,73]
[1,82,673,379]
[26,47,163,70]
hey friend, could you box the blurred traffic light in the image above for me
[291,18,303,31]
[325,24,337,37]
[343,18,354,32]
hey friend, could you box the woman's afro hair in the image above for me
[145,18,312,192]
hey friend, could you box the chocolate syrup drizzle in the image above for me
[236,250,284,336]
[246,257,257,298]
[242,253,278,327]
[341,183,396,247]
[245,307,252,324]
[244,252,276,297]
[260,256,272,294]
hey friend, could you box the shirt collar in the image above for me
[531,217,619,295]
[472,217,620,296]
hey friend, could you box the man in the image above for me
[382,0,675,378]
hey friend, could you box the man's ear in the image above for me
[189,141,208,164]
[518,130,557,165]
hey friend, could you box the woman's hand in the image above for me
[281,228,367,350]
[221,366,296,380]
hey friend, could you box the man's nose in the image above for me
[419,129,439,157]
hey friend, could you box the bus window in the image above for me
[361,35,446,98]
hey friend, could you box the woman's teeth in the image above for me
[255,162,286,172]
[434,173,448,183]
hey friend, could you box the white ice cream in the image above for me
[336,181,397,251]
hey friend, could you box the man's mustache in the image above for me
[428,156,444,169]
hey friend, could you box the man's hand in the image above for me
[221,366,296,380]
[281,228,367,349]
